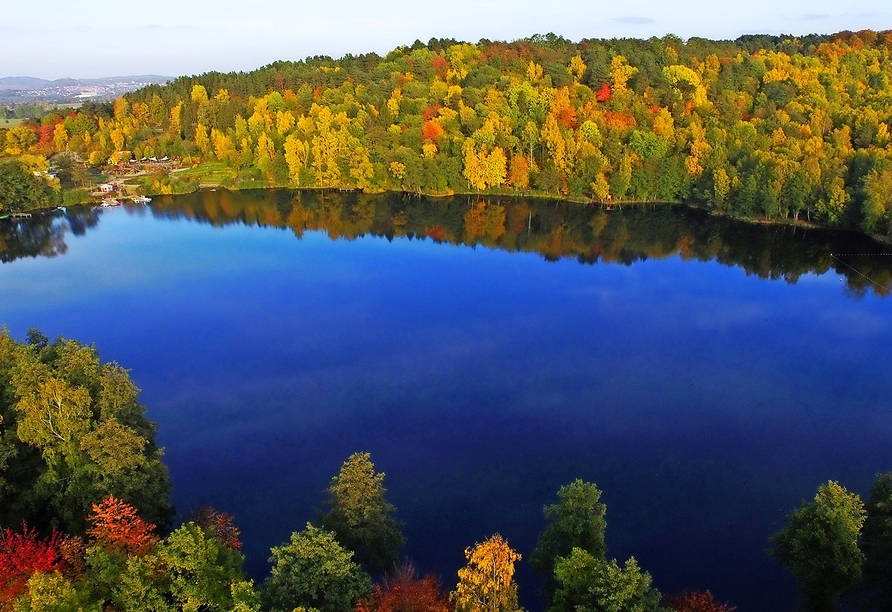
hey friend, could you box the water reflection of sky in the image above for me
[2,207,891,612]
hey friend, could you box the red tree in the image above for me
[0,524,63,607]
[664,590,735,612]
[356,564,450,612]
[87,495,158,557]
[422,120,445,142]
[422,104,443,122]
[431,56,450,79]
[190,506,243,550]
[596,82,612,102]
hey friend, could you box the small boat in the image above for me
[101,198,121,207]
[132,195,152,204]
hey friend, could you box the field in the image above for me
[172,161,238,186]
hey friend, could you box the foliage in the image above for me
[263,524,371,612]
[87,495,158,557]
[5,31,892,233]
[0,161,59,213]
[550,548,663,612]
[451,534,522,612]
[320,452,404,574]
[663,591,735,612]
[769,480,866,612]
[355,564,450,612]
[191,506,243,550]
[531,480,607,600]
[858,472,892,610]
[0,525,63,608]
[0,329,173,535]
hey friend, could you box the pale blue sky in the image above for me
[3,0,891,79]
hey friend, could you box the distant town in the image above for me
[0,75,171,106]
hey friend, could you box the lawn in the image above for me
[173,161,238,185]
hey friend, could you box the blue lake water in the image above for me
[1,191,891,611]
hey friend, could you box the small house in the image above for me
[99,183,115,193]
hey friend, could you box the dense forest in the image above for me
[3,330,892,611]
[2,30,892,238]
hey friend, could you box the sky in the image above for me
[2,0,891,80]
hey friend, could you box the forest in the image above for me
[2,329,892,612]
[2,31,892,238]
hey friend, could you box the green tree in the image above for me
[550,548,663,612]
[0,331,172,535]
[85,522,257,612]
[531,480,607,600]
[0,161,59,213]
[769,481,865,612]
[263,524,371,612]
[320,452,404,574]
[859,473,892,611]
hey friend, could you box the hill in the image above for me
[2,31,892,237]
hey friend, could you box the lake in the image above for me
[2,189,891,611]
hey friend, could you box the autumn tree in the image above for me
[451,534,522,612]
[320,452,404,574]
[87,495,158,557]
[0,524,63,607]
[769,481,865,612]
[663,591,735,612]
[190,506,243,550]
[1,330,173,536]
[356,564,450,612]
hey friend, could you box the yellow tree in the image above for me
[53,123,69,151]
[169,103,183,135]
[194,123,210,155]
[567,55,586,85]
[452,534,521,612]
[609,56,638,95]
[284,134,309,185]
[211,128,235,162]
[462,139,487,190]
[254,132,276,175]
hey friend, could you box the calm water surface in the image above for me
[2,191,891,611]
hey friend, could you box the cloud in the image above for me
[610,16,656,25]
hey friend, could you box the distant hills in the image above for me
[0,75,172,104]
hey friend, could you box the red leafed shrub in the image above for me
[38,124,55,147]
[664,590,735,612]
[422,120,445,142]
[558,105,577,129]
[357,564,451,612]
[596,82,612,102]
[87,495,158,557]
[0,524,64,606]
[190,506,243,550]
[603,111,637,131]
[431,56,450,79]
[422,104,443,122]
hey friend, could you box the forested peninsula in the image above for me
[2,31,892,238]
